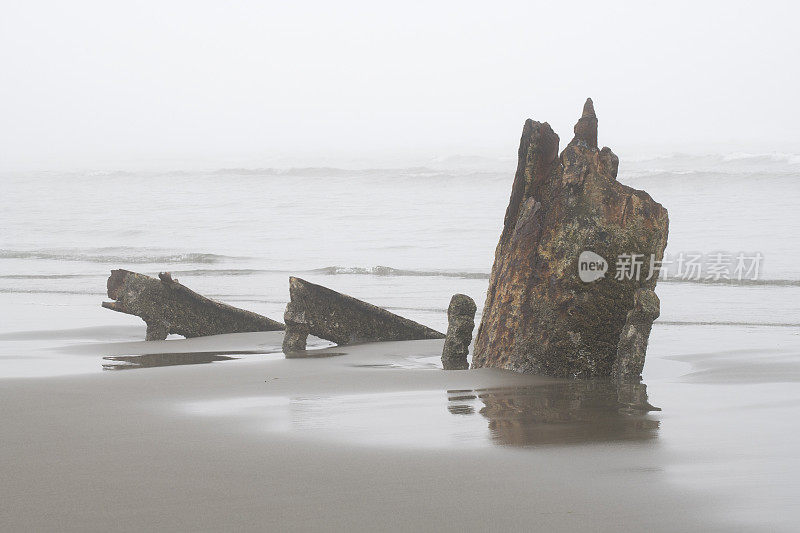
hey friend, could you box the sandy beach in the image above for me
[2,124,798,533]
[3,3,800,530]
[2,323,799,532]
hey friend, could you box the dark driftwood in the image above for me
[282,276,444,352]
[102,269,284,340]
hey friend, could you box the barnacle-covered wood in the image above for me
[102,269,284,340]
[281,276,444,352]
[472,99,669,377]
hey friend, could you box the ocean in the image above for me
[1,152,799,376]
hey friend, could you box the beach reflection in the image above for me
[182,380,660,449]
[103,347,340,370]
[102,351,257,370]
[284,351,346,359]
[448,381,660,446]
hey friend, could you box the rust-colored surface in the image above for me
[472,99,669,377]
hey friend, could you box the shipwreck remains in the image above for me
[102,269,284,340]
[472,99,669,378]
[612,288,660,381]
[441,294,476,370]
[282,276,444,352]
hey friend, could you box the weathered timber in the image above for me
[441,294,476,370]
[472,99,669,377]
[612,288,660,381]
[281,276,444,352]
[102,269,284,340]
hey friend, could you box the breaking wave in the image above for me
[625,151,800,167]
[2,250,798,288]
[0,273,100,279]
[311,266,490,279]
[0,288,106,295]
[0,248,242,264]
[661,277,800,287]
[309,267,800,285]
[657,320,800,328]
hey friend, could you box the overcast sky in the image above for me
[1,1,798,170]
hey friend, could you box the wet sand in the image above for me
[2,327,799,531]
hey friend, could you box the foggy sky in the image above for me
[1,0,798,170]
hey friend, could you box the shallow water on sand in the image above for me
[102,350,271,370]
[182,381,660,449]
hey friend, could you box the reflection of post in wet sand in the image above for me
[102,351,242,370]
[103,349,344,370]
[284,351,346,359]
[447,381,660,446]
